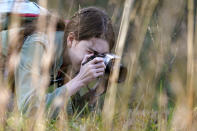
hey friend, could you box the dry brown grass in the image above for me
[0,0,197,130]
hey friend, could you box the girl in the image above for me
[1,6,115,118]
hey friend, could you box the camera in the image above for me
[82,53,127,83]
[50,53,127,87]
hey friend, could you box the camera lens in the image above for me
[118,65,127,83]
[104,57,127,83]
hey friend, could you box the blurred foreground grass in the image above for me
[1,0,197,130]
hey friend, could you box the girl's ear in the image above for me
[67,32,76,48]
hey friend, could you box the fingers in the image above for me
[95,67,105,73]
[93,62,106,69]
[88,70,104,78]
[81,54,94,65]
[94,72,104,78]
[78,56,106,85]
[90,57,104,64]
[88,58,106,76]
[92,62,106,69]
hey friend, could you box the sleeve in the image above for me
[15,36,68,118]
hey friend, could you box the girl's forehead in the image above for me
[89,37,109,54]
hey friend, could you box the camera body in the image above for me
[82,53,127,83]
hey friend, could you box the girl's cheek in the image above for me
[79,54,85,65]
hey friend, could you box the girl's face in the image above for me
[66,36,109,72]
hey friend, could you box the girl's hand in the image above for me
[76,54,106,86]
[65,54,106,96]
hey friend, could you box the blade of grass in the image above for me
[102,0,134,130]
[187,0,194,130]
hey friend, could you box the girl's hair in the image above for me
[64,7,115,50]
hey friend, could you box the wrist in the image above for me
[72,76,84,88]
[73,73,86,87]
[65,76,84,96]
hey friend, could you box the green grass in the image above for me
[1,0,197,130]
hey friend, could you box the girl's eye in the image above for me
[87,50,93,54]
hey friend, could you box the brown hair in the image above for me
[64,7,115,50]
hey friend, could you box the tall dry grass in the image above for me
[0,0,197,130]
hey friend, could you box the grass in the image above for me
[0,0,197,130]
